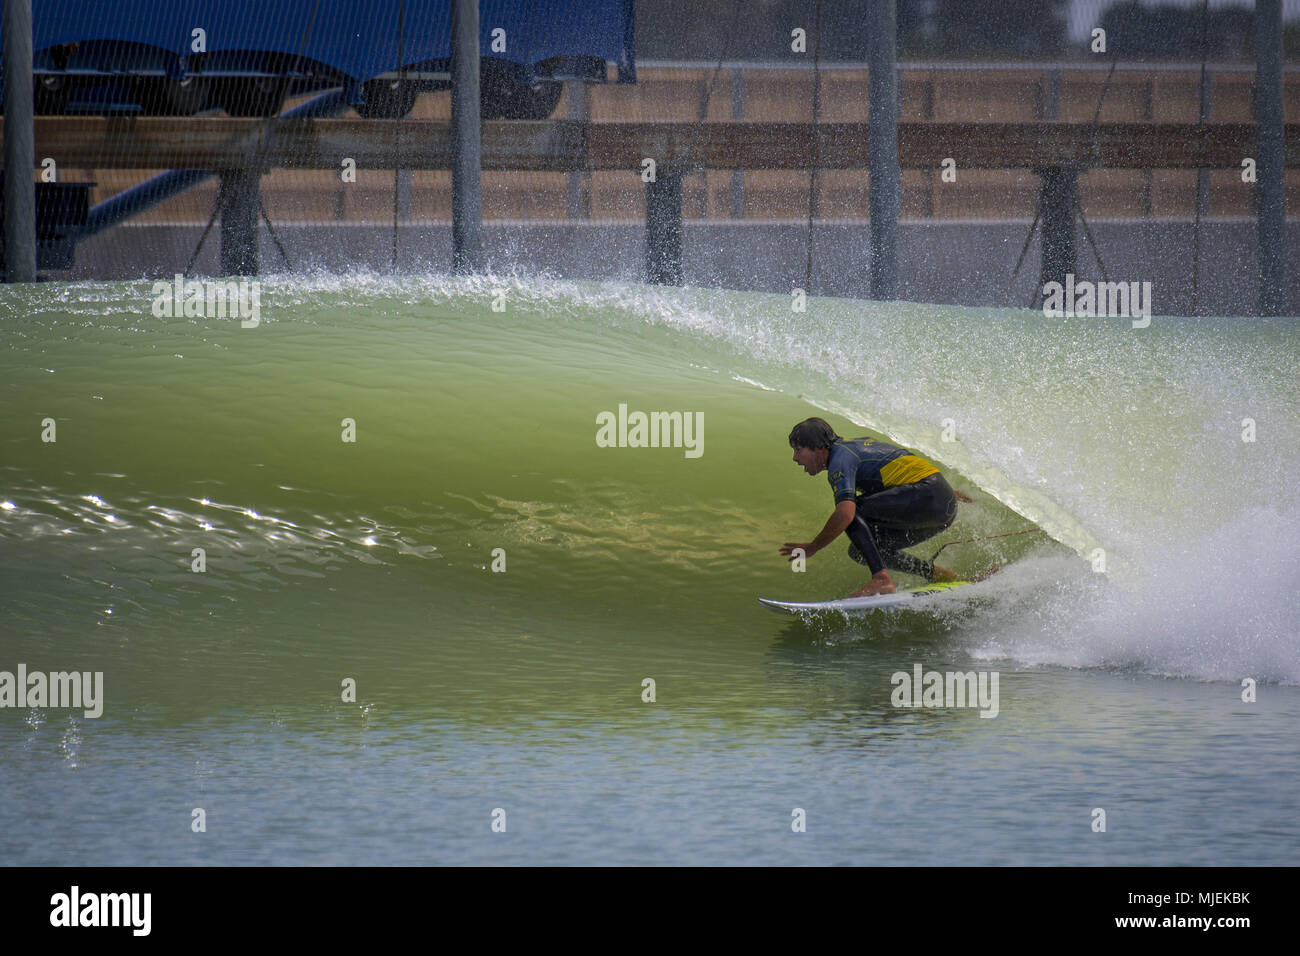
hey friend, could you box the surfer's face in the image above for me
[792,445,827,475]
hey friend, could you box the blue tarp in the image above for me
[9,0,634,82]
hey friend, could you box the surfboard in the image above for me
[758,580,973,614]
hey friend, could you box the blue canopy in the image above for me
[14,0,634,82]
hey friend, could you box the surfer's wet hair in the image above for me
[788,418,841,450]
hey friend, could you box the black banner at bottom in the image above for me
[3,866,1276,941]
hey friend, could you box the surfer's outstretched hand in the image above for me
[954,490,973,503]
[779,542,813,561]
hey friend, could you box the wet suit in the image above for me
[826,437,957,580]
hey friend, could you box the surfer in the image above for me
[779,417,966,597]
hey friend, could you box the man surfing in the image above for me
[779,417,968,597]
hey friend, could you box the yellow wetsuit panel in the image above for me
[879,454,939,487]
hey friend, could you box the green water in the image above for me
[2,273,1297,864]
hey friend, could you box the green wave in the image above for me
[2,273,1297,701]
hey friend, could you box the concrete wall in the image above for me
[61,218,1299,316]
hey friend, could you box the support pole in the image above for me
[3,0,36,282]
[867,0,900,300]
[1194,67,1212,222]
[566,79,589,219]
[730,66,745,219]
[1254,0,1287,316]
[450,0,483,274]
[1192,60,1212,315]
[1043,68,1060,121]
[1037,166,1078,297]
[645,171,682,285]
[396,169,412,221]
[217,171,260,276]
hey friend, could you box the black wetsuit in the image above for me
[825,437,957,579]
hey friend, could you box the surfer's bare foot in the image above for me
[930,564,957,582]
[847,570,896,598]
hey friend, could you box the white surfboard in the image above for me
[758,580,974,614]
